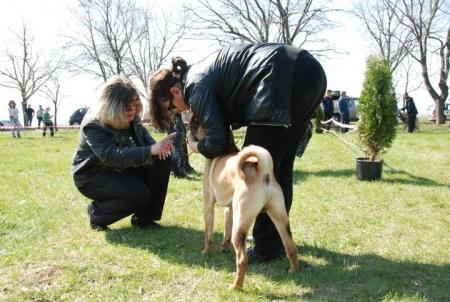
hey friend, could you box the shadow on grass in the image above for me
[383,168,450,189]
[286,244,449,301]
[106,225,235,272]
[293,169,355,183]
[106,227,449,301]
[293,168,449,188]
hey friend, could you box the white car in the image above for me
[332,97,359,121]
[0,120,14,126]
[426,103,450,122]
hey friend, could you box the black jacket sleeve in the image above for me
[84,125,153,168]
[188,83,229,159]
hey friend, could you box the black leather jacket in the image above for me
[72,113,156,187]
[183,43,304,158]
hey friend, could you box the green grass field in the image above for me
[0,123,449,301]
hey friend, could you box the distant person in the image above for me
[72,76,176,231]
[338,91,350,133]
[8,100,21,138]
[36,105,44,128]
[322,89,334,130]
[42,107,54,137]
[25,104,35,126]
[168,112,194,178]
[400,93,418,133]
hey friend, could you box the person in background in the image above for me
[338,91,350,133]
[36,105,44,129]
[149,43,326,263]
[322,89,334,130]
[42,107,55,137]
[72,76,176,230]
[401,93,418,133]
[8,100,21,138]
[168,112,195,178]
[25,104,35,127]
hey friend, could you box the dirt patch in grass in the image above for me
[18,262,63,290]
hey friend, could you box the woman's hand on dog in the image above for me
[151,132,176,160]
[187,132,199,153]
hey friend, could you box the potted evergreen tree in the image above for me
[356,56,397,180]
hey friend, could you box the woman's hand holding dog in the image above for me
[151,132,176,160]
[187,132,199,154]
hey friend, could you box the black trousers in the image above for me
[77,158,171,226]
[323,110,333,130]
[43,122,54,137]
[341,112,349,133]
[243,51,327,255]
[26,116,33,126]
[408,114,416,133]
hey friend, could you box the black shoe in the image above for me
[246,247,285,264]
[131,215,161,229]
[90,223,109,231]
[87,204,108,231]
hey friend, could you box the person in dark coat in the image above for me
[148,43,327,263]
[338,91,350,133]
[401,93,418,133]
[168,112,195,178]
[322,89,334,130]
[72,76,176,230]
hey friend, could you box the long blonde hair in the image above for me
[91,76,142,129]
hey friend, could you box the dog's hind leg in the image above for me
[265,190,298,273]
[231,199,260,289]
[221,205,232,252]
[230,218,252,290]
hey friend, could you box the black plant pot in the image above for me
[356,158,383,181]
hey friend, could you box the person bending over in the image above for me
[72,76,176,230]
[148,43,326,263]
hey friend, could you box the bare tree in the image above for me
[185,0,334,55]
[125,7,188,98]
[0,22,57,124]
[65,0,139,82]
[393,0,449,124]
[352,0,413,73]
[41,73,66,129]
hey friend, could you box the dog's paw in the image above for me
[229,284,242,291]
[288,266,298,273]
[220,245,231,253]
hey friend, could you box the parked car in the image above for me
[0,120,13,126]
[332,97,359,121]
[69,107,89,125]
[426,103,450,122]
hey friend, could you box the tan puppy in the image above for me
[190,119,298,290]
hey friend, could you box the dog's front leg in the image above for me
[203,200,215,254]
[221,205,232,253]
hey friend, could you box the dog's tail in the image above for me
[235,145,273,181]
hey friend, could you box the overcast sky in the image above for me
[0,0,436,123]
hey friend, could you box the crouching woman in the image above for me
[72,76,176,230]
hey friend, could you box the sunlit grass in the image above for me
[0,122,449,301]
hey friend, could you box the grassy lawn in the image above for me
[0,123,449,301]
